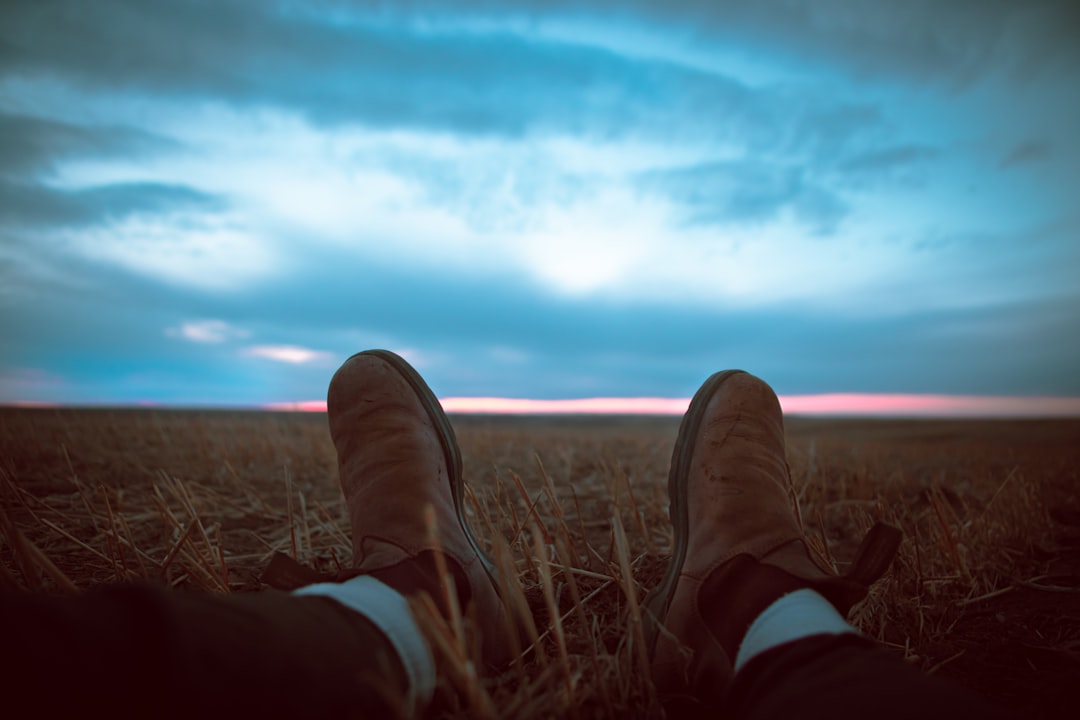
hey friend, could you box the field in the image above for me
[2,408,1079,718]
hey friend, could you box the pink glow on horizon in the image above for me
[441,397,691,414]
[264,400,330,412]
[260,394,1080,417]
[778,394,1080,417]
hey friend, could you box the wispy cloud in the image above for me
[166,320,250,344]
[642,160,849,233]
[998,139,1052,169]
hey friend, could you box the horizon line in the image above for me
[5,393,1080,418]
[267,393,1080,417]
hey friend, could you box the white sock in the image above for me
[733,588,857,674]
[295,575,436,715]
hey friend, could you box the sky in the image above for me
[2,0,1079,414]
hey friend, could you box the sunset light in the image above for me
[262,394,1080,418]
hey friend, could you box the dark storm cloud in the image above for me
[680,0,1080,86]
[999,139,1053,169]
[3,1,1074,147]
[0,111,206,233]
[0,179,221,228]
[0,112,175,178]
[0,0,943,159]
[422,0,1080,85]
[0,0,763,140]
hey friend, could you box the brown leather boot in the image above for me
[644,370,900,709]
[327,349,513,669]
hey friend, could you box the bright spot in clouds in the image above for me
[167,320,250,344]
[244,346,335,365]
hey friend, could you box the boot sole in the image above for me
[642,369,747,656]
[351,350,498,583]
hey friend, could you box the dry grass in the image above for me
[2,409,1079,718]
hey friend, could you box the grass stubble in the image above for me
[1,409,1079,718]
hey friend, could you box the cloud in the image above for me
[166,320,250,344]
[553,0,1080,87]
[833,144,939,188]
[643,160,849,233]
[159,236,1076,397]
[243,345,335,365]
[79,224,270,291]
[0,1,752,139]
[4,2,1077,142]
[0,111,173,178]
[0,1,903,156]
[0,179,220,229]
[4,228,1079,405]
[999,139,1052,168]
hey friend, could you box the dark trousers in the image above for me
[727,633,1011,719]
[2,585,1007,719]
[1,585,405,719]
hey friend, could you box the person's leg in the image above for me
[644,370,898,708]
[727,630,1011,720]
[3,349,514,718]
[2,582,411,718]
[325,349,516,672]
[644,370,1006,717]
